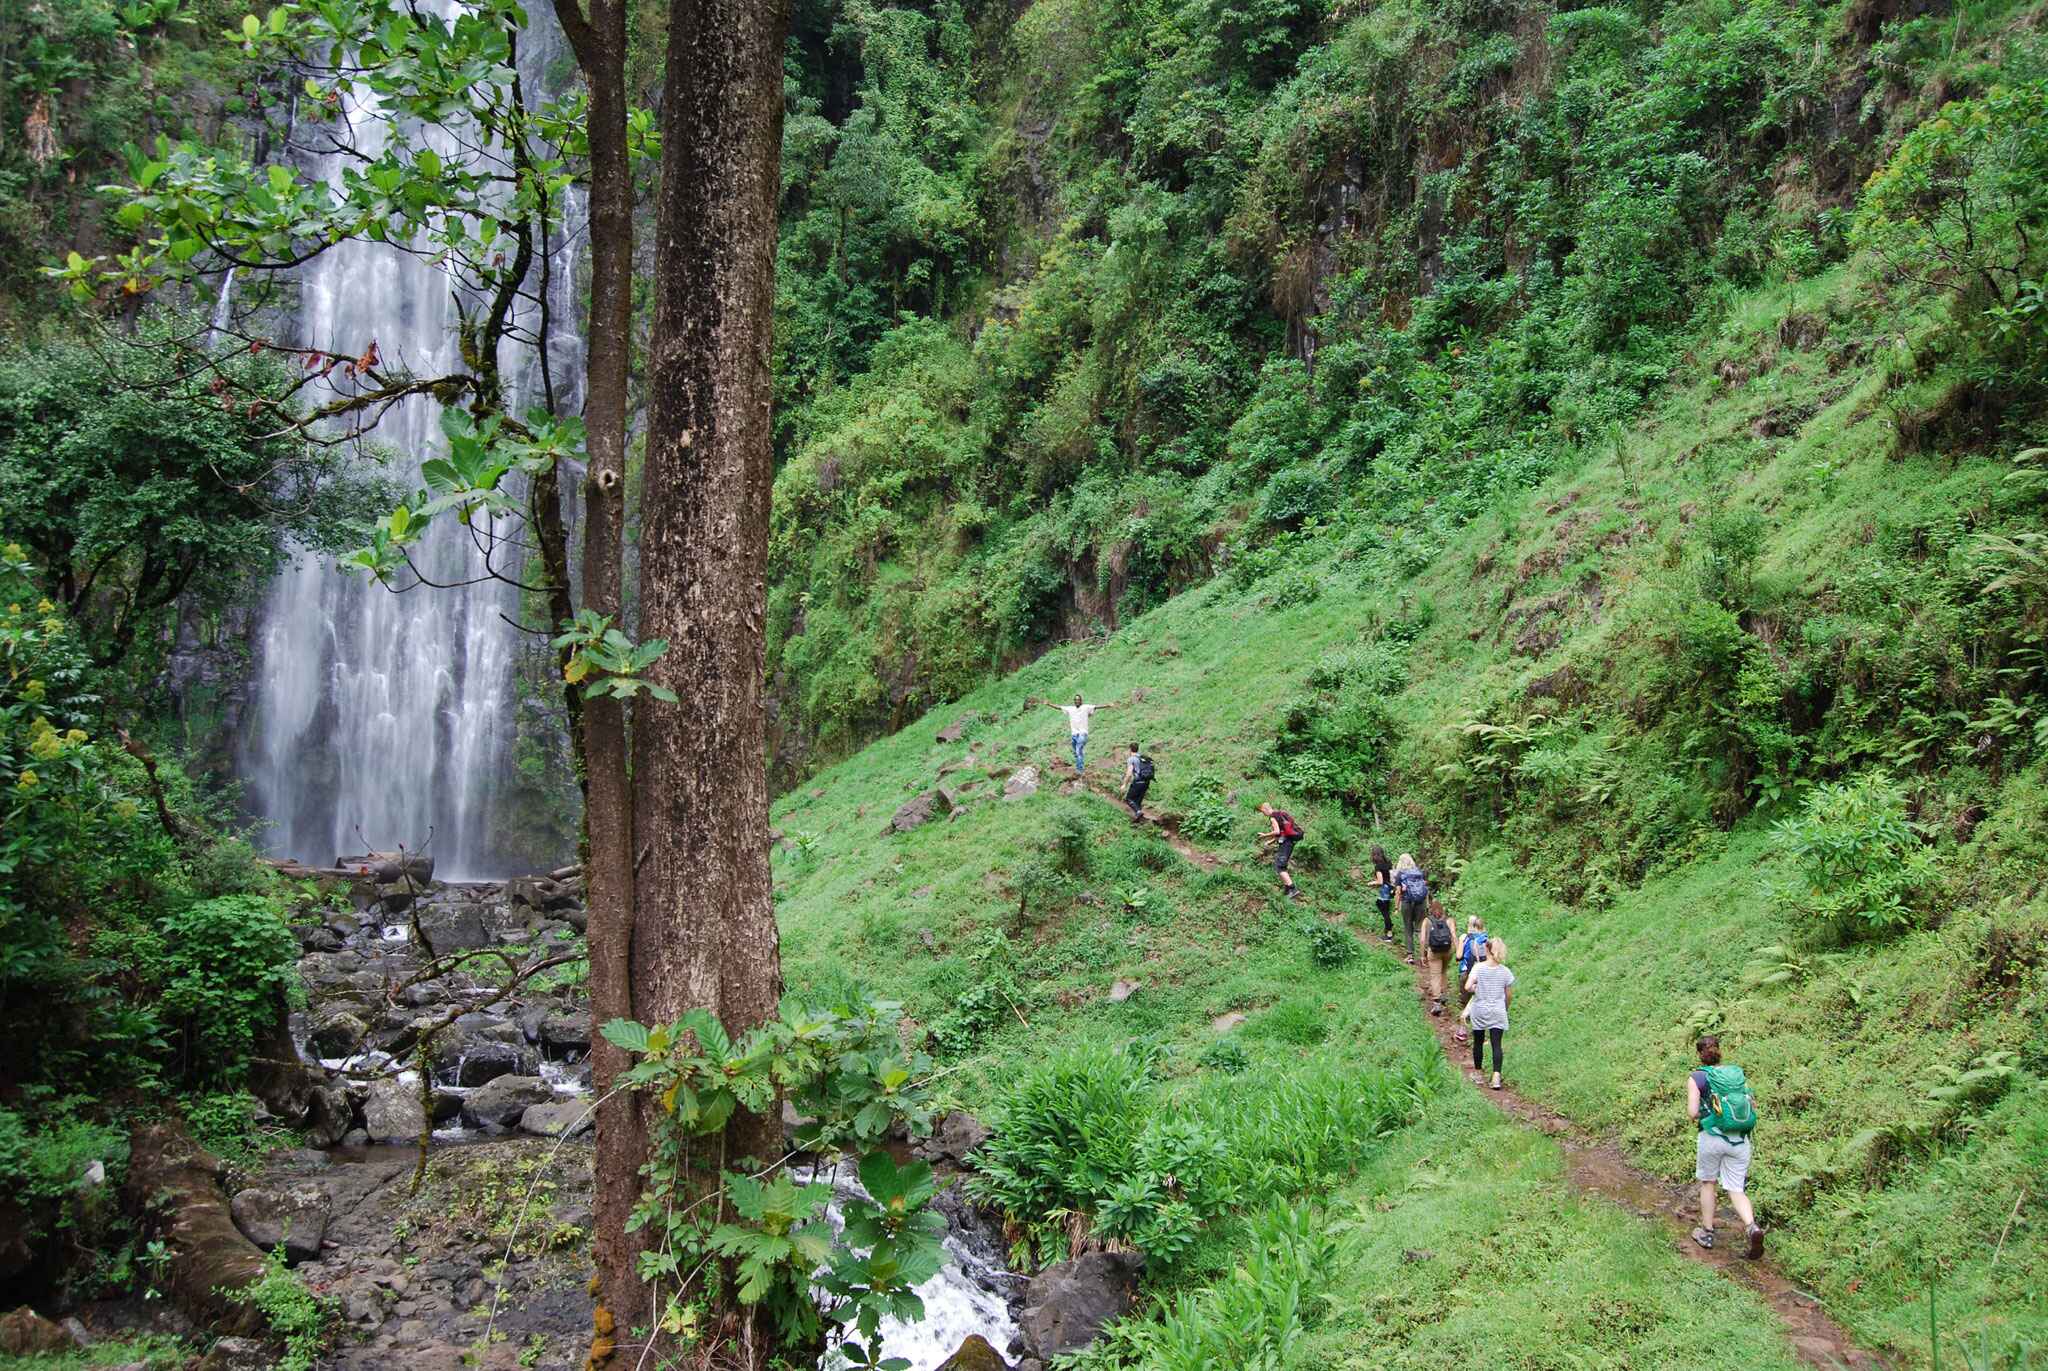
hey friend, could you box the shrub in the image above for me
[1177,772,1241,843]
[1198,1035,1249,1074]
[1769,771,1937,938]
[227,1247,334,1371]
[156,895,299,1081]
[1257,466,1334,530]
[1303,920,1357,969]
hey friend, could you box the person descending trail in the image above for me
[1421,897,1458,1015]
[1393,853,1429,963]
[1463,935,1514,1090]
[1257,802,1304,901]
[1370,845,1395,943]
[1121,742,1153,822]
[1048,694,1111,774]
[1453,915,1489,1045]
[1689,1034,1766,1259]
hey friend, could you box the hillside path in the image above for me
[1053,760,1888,1369]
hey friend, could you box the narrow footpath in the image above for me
[1054,756,1886,1371]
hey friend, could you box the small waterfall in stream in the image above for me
[240,8,583,879]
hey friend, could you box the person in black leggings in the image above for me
[1370,845,1394,941]
[1463,936,1515,1090]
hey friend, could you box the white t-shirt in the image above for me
[1060,704,1096,733]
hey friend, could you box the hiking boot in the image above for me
[1284,887,1302,902]
[1745,1224,1765,1260]
[1691,1227,1715,1250]
[1429,1002,1442,1017]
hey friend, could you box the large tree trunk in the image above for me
[547,0,641,1366]
[594,0,792,1364]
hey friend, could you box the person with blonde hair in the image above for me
[1463,935,1514,1090]
[1392,852,1429,964]
[1453,914,1489,1045]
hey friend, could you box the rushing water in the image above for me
[240,7,583,879]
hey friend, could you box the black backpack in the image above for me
[1426,912,1453,951]
[1133,754,1154,783]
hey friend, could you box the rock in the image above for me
[363,1080,427,1145]
[884,790,953,834]
[539,1011,591,1053]
[375,882,417,914]
[120,1122,267,1335]
[555,903,589,933]
[415,903,490,956]
[935,1334,1010,1370]
[430,1033,538,1087]
[464,1075,553,1130]
[519,1101,594,1138]
[936,718,970,744]
[308,1009,370,1058]
[340,1128,369,1147]
[1003,766,1040,800]
[1060,779,1085,796]
[196,1335,275,1371]
[230,1184,331,1264]
[295,924,344,954]
[429,1089,465,1125]
[1401,1247,1435,1263]
[1017,1251,1143,1359]
[916,1111,990,1165]
[59,1315,93,1348]
[1109,979,1140,1003]
[303,1084,353,1149]
[337,850,435,885]
[0,1308,75,1355]
[1210,1012,1246,1032]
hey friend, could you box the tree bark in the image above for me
[547,0,643,1367]
[607,0,793,1362]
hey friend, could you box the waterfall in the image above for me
[240,7,584,879]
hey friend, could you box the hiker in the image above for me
[1688,1034,1765,1258]
[1454,914,1489,1044]
[1047,694,1109,774]
[1369,845,1395,942]
[1421,897,1458,1015]
[1121,742,1154,822]
[1393,853,1429,964]
[1256,802,1304,901]
[1463,935,1514,1090]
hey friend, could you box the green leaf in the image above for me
[241,12,260,37]
[599,1018,651,1054]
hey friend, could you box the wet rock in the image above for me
[303,1084,353,1149]
[430,1032,537,1087]
[1017,1251,1143,1359]
[915,1111,990,1165]
[375,882,417,915]
[415,904,490,956]
[309,1009,371,1059]
[885,790,953,834]
[196,1335,275,1371]
[519,1101,594,1138]
[0,1308,75,1355]
[538,1011,590,1053]
[554,903,589,933]
[935,1334,1010,1370]
[464,1075,552,1130]
[1003,766,1040,800]
[363,1080,427,1146]
[230,1183,331,1264]
[296,924,344,954]
[429,1088,465,1125]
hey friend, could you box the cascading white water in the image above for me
[242,8,583,879]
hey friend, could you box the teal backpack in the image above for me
[1699,1064,1758,1138]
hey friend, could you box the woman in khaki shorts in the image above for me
[1688,1034,1764,1258]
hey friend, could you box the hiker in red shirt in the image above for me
[1256,802,1304,902]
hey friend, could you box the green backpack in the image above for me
[1699,1064,1758,1138]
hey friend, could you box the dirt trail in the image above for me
[1051,753,1219,871]
[1043,761,1888,1369]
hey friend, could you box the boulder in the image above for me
[464,1075,553,1130]
[884,790,953,834]
[554,903,589,933]
[363,1080,427,1146]
[915,1111,990,1165]
[1003,766,1040,800]
[0,1308,75,1355]
[538,1011,591,1053]
[302,1084,353,1149]
[934,1335,1009,1370]
[296,952,384,997]
[1017,1251,1143,1359]
[414,903,490,956]
[518,1101,594,1138]
[432,1038,536,1087]
[307,1009,370,1059]
[936,717,970,744]
[229,1183,331,1264]
[196,1335,276,1371]
[294,924,343,954]
[375,882,417,915]
[1109,979,1140,1003]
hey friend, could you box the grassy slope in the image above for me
[771,261,2046,1366]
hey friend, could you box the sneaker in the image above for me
[1429,1003,1442,1017]
[1490,1074,1503,1091]
[1691,1227,1715,1250]
[1382,932,1394,943]
[1745,1224,1765,1260]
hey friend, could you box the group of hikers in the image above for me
[1045,694,1768,1261]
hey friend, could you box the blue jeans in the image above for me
[1071,733,1087,772]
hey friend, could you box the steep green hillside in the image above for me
[763,0,2048,782]
[770,247,2048,1365]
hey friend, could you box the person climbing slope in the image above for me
[1393,853,1429,964]
[1370,845,1395,943]
[1046,694,1110,775]
[1257,802,1304,901]
[1454,914,1489,1044]
[1688,1034,1765,1258]
[1121,742,1154,822]
[1421,897,1458,1015]
[1463,935,1514,1090]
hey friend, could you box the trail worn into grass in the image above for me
[1392,938,1888,1369]
[1058,753,1220,871]
[1053,768,1888,1368]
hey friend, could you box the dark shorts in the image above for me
[1273,837,1297,872]
[1126,780,1150,809]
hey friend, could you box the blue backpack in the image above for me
[1460,932,1489,971]
[1397,869,1428,903]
